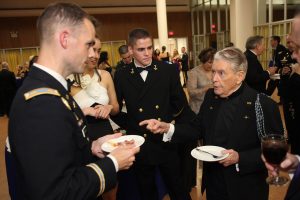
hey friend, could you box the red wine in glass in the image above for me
[262,134,289,186]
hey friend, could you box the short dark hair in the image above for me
[128,28,151,46]
[198,48,216,63]
[118,45,129,55]
[37,2,94,43]
[99,51,109,63]
[245,35,264,50]
[271,35,281,43]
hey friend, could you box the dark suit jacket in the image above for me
[9,66,117,200]
[172,83,283,200]
[0,69,16,91]
[245,50,270,94]
[181,53,189,71]
[114,60,194,165]
[273,44,289,68]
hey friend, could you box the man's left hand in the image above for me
[219,149,239,167]
[91,133,122,158]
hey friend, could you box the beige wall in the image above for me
[0,12,192,49]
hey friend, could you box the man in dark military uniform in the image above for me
[244,36,278,94]
[141,48,284,200]
[114,28,193,200]
[115,44,133,72]
[8,3,139,200]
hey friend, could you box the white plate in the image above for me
[191,145,229,162]
[101,135,145,152]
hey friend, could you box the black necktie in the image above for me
[136,66,152,73]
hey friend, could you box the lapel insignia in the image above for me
[153,65,158,71]
[72,101,76,108]
[61,97,71,110]
[130,68,134,74]
[65,94,69,100]
[81,125,87,138]
[209,106,213,110]
[78,119,83,126]
[244,115,249,119]
[246,101,252,105]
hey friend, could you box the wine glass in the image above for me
[261,134,289,186]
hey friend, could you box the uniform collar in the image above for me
[33,63,68,90]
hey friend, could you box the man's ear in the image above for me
[236,70,245,85]
[59,30,69,49]
[128,46,133,54]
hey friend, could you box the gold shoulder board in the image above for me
[24,87,60,100]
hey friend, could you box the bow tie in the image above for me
[136,66,152,73]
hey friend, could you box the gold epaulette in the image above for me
[24,87,60,100]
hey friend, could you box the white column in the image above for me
[156,0,168,50]
[230,0,255,51]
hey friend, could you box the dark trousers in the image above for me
[182,70,188,85]
[5,147,19,200]
[283,100,300,155]
[134,157,191,200]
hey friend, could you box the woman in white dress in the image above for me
[70,37,119,200]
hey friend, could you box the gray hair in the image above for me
[245,35,264,50]
[214,47,248,73]
[1,61,9,70]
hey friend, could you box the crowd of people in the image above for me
[1,2,300,200]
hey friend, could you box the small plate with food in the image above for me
[101,135,145,152]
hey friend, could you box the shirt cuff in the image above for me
[162,123,174,142]
[107,155,119,172]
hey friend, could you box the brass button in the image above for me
[143,134,147,138]
[155,105,159,109]
[139,108,143,112]
[157,118,161,121]
[209,106,213,110]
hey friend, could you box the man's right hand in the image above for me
[109,145,140,170]
[139,119,170,134]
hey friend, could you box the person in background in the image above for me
[266,35,291,100]
[187,47,216,114]
[98,51,113,75]
[244,35,277,94]
[153,48,161,61]
[159,45,170,63]
[7,3,139,199]
[114,28,194,200]
[180,47,189,87]
[141,47,284,200]
[171,49,181,72]
[0,61,16,117]
[115,45,133,72]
